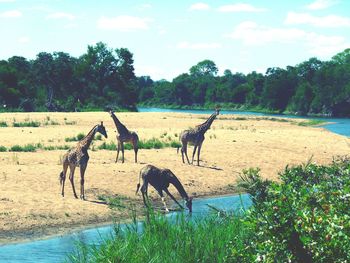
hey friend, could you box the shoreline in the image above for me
[0,190,242,246]
[136,104,341,118]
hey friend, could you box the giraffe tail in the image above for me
[59,171,64,185]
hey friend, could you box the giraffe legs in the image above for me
[140,181,149,207]
[191,145,198,165]
[164,188,184,210]
[121,142,125,163]
[197,142,203,166]
[157,189,169,212]
[116,141,121,163]
[181,143,191,164]
[132,139,138,163]
[80,162,88,200]
[69,165,78,199]
[61,161,69,197]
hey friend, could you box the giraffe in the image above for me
[136,164,192,213]
[178,109,220,166]
[59,122,107,200]
[109,110,139,163]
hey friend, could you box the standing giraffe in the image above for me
[178,109,220,166]
[136,164,192,212]
[109,110,139,163]
[59,122,107,200]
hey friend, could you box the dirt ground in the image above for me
[0,111,349,244]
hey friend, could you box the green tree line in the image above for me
[0,42,137,112]
[138,49,350,117]
[1,43,350,116]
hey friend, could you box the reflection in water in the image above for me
[0,194,251,263]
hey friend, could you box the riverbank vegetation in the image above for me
[67,157,350,262]
[1,43,349,116]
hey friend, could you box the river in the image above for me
[138,107,350,137]
[0,194,251,263]
[0,108,349,262]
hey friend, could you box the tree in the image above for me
[189,60,218,77]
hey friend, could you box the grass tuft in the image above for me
[0,121,8,127]
[0,146,7,152]
[12,121,40,127]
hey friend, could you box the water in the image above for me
[138,107,350,137]
[0,194,251,263]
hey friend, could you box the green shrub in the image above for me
[98,141,117,150]
[12,121,40,127]
[234,157,350,262]
[10,144,37,152]
[0,121,8,127]
[0,146,7,152]
[76,133,85,140]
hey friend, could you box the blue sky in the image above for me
[0,0,349,80]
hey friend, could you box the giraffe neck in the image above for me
[170,176,189,200]
[79,125,98,150]
[110,112,128,135]
[195,112,217,134]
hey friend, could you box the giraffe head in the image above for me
[109,110,115,117]
[97,121,108,138]
[215,107,220,115]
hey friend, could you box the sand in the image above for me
[0,111,348,244]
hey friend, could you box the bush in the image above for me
[0,121,8,127]
[234,157,350,262]
[0,146,7,152]
[12,121,40,127]
[10,144,37,152]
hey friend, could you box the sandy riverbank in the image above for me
[0,111,349,244]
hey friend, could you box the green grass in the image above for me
[12,121,41,127]
[64,120,77,125]
[67,209,249,263]
[65,133,86,142]
[65,133,102,142]
[97,194,129,210]
[297,119,325,126]
[97,138,181,151]
[0,146,7,152]
[7,143,70,152]
[97,141,117,150]
[10,144,37,152]
[0,121,8,127]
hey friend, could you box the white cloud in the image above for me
[189,3,210,11]
[137,3,152,10]
[46,12,75,20]
[305,0,337,10]
[226,21,306,45]
[217,3,267,12]
[226,21,349,57]
[0,10,21,18]
[97,15,151,31]
[0,0,15,2]
[176,41,222,49]
[285,12,350,27]
[306,33,348,56]
[18,36,30,43]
